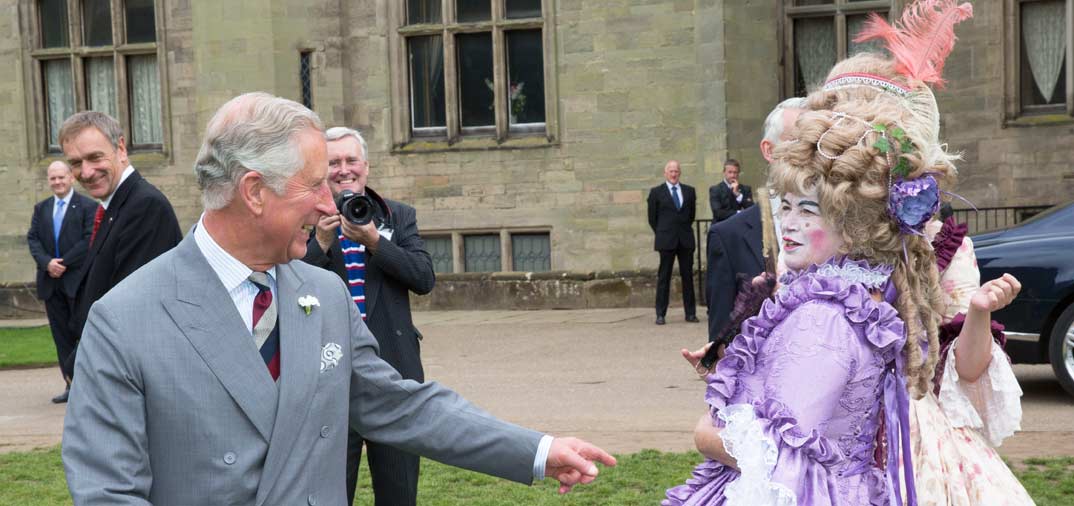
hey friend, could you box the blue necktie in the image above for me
[53,200,65,257]
[671,186,681,210]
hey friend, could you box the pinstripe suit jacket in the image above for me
[62,234,541,506]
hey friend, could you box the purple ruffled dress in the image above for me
[665,257,917,506]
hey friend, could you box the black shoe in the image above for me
[655,316,666,325]
[685,315,700,323]
[51,389,69,404]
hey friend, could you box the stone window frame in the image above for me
[387,0,560,152]
[425,227,552,273]
[780,0,905,99]
[1003,0,1074,126]
[21,0,172,157]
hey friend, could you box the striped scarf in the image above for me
[339,229,367,320]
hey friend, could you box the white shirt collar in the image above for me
[101,165,136,209]
[193,215,277,293]
[54,189,73,205]
[665,181,681,191]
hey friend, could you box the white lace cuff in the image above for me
[718,404,797,506]
[938,338,1024,447]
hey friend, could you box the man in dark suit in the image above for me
[705,206,763,345]
[302,127,434,506]
[26,160,96,403]
[706,98,805,347]
[647,160,698,325]
[59,111,183,379]
[709,159,754,223]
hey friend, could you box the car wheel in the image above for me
[1048,303,1074,397]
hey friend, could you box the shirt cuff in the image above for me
[735,193,743,203]
[532,434,554,482]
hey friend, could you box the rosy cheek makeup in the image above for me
[808,229,827,253]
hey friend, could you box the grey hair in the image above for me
[325,127,368,160]
[762,97,808,144]
[194,92,325,210]
[58,111,124,150]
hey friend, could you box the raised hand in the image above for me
[681,342,714,376]
[544,437,617,494]
[969,273,1021,314]
[314,213,341,252]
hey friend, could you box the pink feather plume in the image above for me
[853,0,974,88]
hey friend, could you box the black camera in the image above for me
[336,190,378,225]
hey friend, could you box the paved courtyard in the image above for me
[2,309,1072,463]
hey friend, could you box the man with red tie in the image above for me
[59,111,182,380]
[26,160,97,403]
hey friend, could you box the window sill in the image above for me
[392,134,557,154]
[128,150,171,170]
[1004,113,1074,128]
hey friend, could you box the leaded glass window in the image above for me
[464,234,501,272]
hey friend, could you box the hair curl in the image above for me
[769,97,950,398]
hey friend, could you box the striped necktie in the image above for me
[248,272,280,380]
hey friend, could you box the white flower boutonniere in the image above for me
[298,295,320,315]
[320,342,343,372]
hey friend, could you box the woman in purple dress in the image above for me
[664,95,955,505]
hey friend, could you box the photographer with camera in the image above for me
[301,127,435,506]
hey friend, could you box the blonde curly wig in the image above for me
[768,96,952,398]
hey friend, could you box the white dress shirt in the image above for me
[192,216,554,480]
[193,217,277,334]
[53,188,73,224]
[665,181,683,207]
[101,166,136,210]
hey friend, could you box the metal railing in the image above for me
[953,205,1052,236]
[693,204,1054,305]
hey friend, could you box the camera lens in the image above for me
[336,190,375,225]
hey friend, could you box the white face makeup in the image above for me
[779,189,844,271]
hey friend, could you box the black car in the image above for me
[973,201,1074,397]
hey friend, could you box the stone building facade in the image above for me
[1,0,1071,313]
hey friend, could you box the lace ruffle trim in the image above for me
[719,404,798,506]
[938,338,1023,447]
[779,258,894,294]
[709,257,906,415]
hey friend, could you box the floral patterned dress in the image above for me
[907,219,1035,505]
[664,258,916,506]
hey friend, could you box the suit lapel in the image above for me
[88,172,140,262]
[58,194,83,243]
[363,235,391,318]
[162,236,279,441]
[256,262,321,506]
[43,197,57,253]
[743,213,765,271]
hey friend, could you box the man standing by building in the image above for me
[647,160,698,325]
[59,111,183,378]
[708,159,754,223]
[302,127,434,506]
[26,160,96,403]
[706,98,804,347]
[62,92,615,505]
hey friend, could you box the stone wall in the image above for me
[0,0,1070,307]
[937,2,1074,208]
[341,0,735,273]
[411,269,697,311]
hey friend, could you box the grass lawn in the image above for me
[0,326,57,369]
[4,446,1073,505]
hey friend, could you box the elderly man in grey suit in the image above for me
[62,92,615,506]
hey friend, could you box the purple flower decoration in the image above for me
[888,175,940,235]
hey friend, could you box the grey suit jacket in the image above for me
[63,234,542,506]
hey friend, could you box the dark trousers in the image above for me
[346,429,420,506]
[656,248,696,317]
[44,292,77,381]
